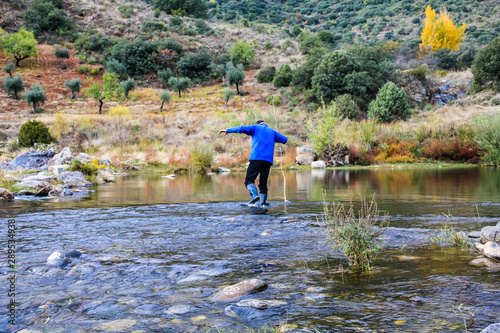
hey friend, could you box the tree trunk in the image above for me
[224,100,227,108]
[222,75,226,86]
[70,90,75,99]
[178,90,181,98]
[98,99,104,114]
[32,103,37,114]
[160,101,164,113]
[236,84,240,95]
[14,56,26,67]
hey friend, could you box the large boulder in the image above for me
[58,171,93,188]
[0,188,14,202]
[311,161,327,168]
[1,150,56,171]
[483,242,500,260]
[211,279,268,302]
[49,147,74,166]
[18,172,56,189]
[295,146,315,166]
[481,323,500,333]
[481,225,500,242]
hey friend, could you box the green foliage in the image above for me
[24,83,47,113]
[153,0,208,18]
[106,59,128,80]
[312,50,359,104]
[0,28,39,66]
[430,222,471,249]
[109,37,158,76]
[54,47,70,60]
[223,88,235,107]
[18,120,53,147]
[142,21,167,32]
[177,48,212,80]
[77,64,91,74]
[194,19,212,34]
[230,40,255,66]
[64,78,82,99]
[291,49,326,91]
[273,64,293,88]
[159,90,171,112]
[158,68,173,87]
[74,33,115,55]
[3,62,15,76]
[103,72,123,100]
[119,78,136,99]
[5,74,24,99]
[475,115,500,165]
[189,145,213,173]
[471,35,500,92]
[168,77,191,97]
[23,0,71,35]
[333,94,360,120]
[367,82,410,123]
[157,39,184,57]
[322,194,389,272]
[226,62,245,94]
[170,16,183,27]
[67,159,103,184]
[291,25,301,37]
[257,66,276,83]
[318,30,334,45]
[306,105,339,153]
[456,43,479,69]
[434,48,460,70]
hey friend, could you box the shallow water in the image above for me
[1,166,499,332]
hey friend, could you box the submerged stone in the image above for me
[211,279,268,302]
[47,251,69,267]
[92,319,138,331]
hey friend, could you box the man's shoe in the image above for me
[260,193,269,207]
[246,184,260,206]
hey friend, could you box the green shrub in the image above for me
[87,57,97,64]
[65,78,82,99]
[322,194,389,272]
[157,39,184,57]
[434,48,460,70]
[119,78,136,99]
[106,59,127,80]
[257,66,276,83]
[2,62,15,76]
[77,64,91,74]
[230,40,255,66]
[476,115,500,165]
[153,0,208,19]
[368,82,410,123]
[177,48,212,80]
[169,16,183,27]
[158,68,173,87]
[189,145,213,173]
[223,88,235,107]
[195,19,212,34]
[263,41,273,50]
[90,68,100,76]
[273,64,293,88]
[168,77,191,97]
[18,120,53,147]
[24,83,47,113]
[333,94,360,120]
[109,36,158,76]
[471,35,500,92]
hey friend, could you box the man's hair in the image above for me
[256,120,266,125]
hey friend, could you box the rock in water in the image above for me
[483,242,500,260]
[58,171,93,188]
[49,147,73,166]
[92,319,138,331]
[47,252,69,266]
[211,279,268,302]
[0,188,14,202]
[1,150,56,170]
[481,323,500,333]
[481,225,500,242]
[65,250,82,258]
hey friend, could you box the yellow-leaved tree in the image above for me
[419,5,467,57]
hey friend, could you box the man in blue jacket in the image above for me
[219,120,288,207]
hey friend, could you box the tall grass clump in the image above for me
[429,221,471,249]
[189,145,214,173]
[322,192,389,272]
[475,115,500,165]
[67,158,107,184]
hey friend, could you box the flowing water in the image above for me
[1,166,499,332]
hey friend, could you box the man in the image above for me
[219,120,288,207]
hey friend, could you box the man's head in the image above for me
[256,120,266,125]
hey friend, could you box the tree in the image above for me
[106,59,128,80]
[471,36,500,92]
[312,50,359,104]
[5,74,24,99]
[103,72,124,101]
[273,64,293,88]
[367,82,410,123]
[257,66,276,83]
[0,28,39,66]
[153,0,208,18]
[226,62,245,95]
[332,94,359,120]
[84,82,105,114]
[64,78,82,99]
[3,62,15,77]
[23,0,71,35]
[24,83,47,113]
[109,37,158,76]
[54,47,70,68]
[419,6,466,57]
[230,40,255,66]
[159,91,171,112]
[211,63,228,85]
[18,120,53,147]
[223,88,235,108]
[119,78,136,99]
[177,48,213,80]
[158,68,173,88]
[168,77,191,97]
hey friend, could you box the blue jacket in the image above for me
[226,124,288,164]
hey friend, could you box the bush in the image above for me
[64,78,82,99]
[157,39,184,57]
[119,78,136,99]
[273,64,293,88]
[189,145,213,173]
[177,48,213,80]
[77,64,91,74]
[158,68,173,87]
[195,19,212,34]
[24,83,47,113]
[322,194,389,272]
[109,104,131,117]
[169,16,183,27]
[471,35,500,92]
[106,59,127,80]
[18,120,53,147]
[153,0,208,19]
[476,115,500,165]
[333,94,360,120]
[434,48,460,70]
[3,62,15,76]
[257,66,276,83]
[368,82,410,123]
[5,74,24,99]
[109,36,158,76]
[90,68,100,76]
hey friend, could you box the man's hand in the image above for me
[219,129,227,135]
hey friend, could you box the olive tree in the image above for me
[2,62,15,77]
[24,83,47,113]
[0,28,39,66]
[226,62,245,95]
[54,47,70,68]
[168,77,191,97]
[5,74,24,99]
[159,91,171,112]
[119,78,136,99]
[64,78,82,99]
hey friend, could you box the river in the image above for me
[1,166,499,332]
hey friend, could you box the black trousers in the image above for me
[244,160,272,194]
